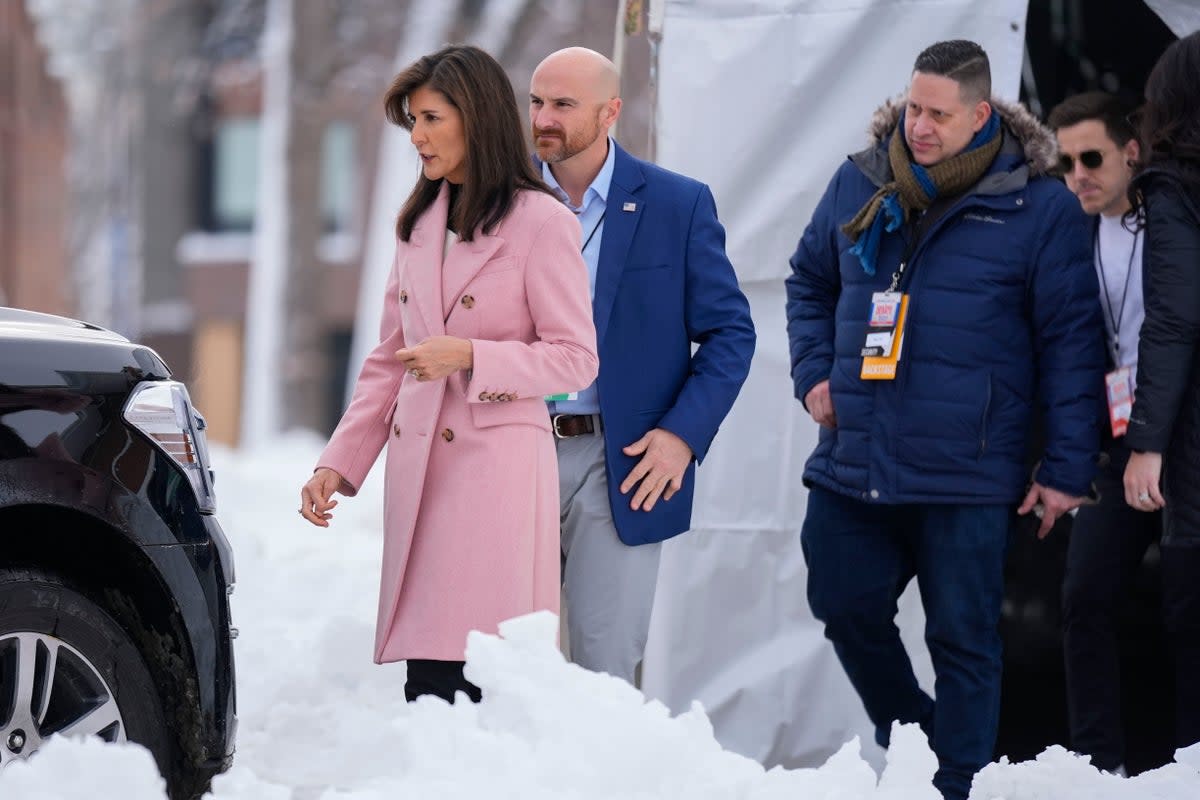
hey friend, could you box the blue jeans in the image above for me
[801,486,1010,800]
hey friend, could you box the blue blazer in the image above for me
[544,142,755,545]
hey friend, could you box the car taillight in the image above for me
[123,381,217,513]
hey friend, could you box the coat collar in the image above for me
[407,181,506,330]
[859,94,1058,177]
[848,95,1056,199]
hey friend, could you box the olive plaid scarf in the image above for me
[842,110,1003,275]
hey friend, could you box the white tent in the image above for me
[1145,0,1200,37]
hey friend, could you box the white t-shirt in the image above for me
[1095,213,1144,385]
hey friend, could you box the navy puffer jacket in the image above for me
[786,97,1105,504]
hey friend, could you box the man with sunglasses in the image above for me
[1049,91,1156,778]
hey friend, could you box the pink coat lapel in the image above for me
[409,182,508,326]
[441,232,504,321]
[407,185,449,337]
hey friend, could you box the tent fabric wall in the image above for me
[1145,0,1200,37]
[640,0,1030,770]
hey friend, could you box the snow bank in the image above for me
[2,434,1199,799]
[972,743,1200,800]
[0,734,166,799]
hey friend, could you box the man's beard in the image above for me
[533,124,599,163]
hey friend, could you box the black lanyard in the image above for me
[580,210,606,253]
[1094,221,1139,359]
[889,194,962,293]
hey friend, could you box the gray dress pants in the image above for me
[557,426,661,684]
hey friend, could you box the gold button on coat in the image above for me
[393,424,401,437]
[399,290,408,303]
[461,294,475,308]
[441,428,455,442]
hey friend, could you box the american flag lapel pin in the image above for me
[622,202,637,212]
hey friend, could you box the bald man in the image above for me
[531,47,755,683]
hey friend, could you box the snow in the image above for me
[0,735,167,800]
[2,433,1200,799]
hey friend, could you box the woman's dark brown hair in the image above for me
[385,45,551,242]
[1127,31,1200,218]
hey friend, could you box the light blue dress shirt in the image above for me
[543,138,615,416]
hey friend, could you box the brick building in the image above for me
[0,0,70,316]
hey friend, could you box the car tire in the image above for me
[0,567,174,788]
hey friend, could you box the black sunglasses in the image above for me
[1058,150,1105,173]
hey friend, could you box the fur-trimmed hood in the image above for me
[863,94,1057,177]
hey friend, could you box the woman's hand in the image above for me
[1124,450,1165,511]
[300,467,344,527]
[396,336,473,382]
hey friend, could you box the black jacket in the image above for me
[1126,166,1200,541]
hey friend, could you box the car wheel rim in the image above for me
[0,631,127,766]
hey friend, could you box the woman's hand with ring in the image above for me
[396,337,473,382]
[1124,450,1165,511]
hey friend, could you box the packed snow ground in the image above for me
[2,432,1199,799]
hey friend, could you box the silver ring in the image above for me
[408,368,420,378]
[1137,492,1150,503]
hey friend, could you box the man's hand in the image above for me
[300,467,344,527]
[620,428,693,511]
[1017,482,1086,539]
[1124,450,1165,511]
[396,336,472,382]
[805,380,837,428]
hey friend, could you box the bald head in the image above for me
[534,47,620,103]
[529,47,622,169]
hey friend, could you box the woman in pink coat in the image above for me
[298,45,597,703]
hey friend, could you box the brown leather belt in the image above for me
[551,413,602,439]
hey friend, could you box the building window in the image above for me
[213,117,260,231]
[321,121,356,233]
[204,117,355,233]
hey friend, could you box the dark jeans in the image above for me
[404,659,482,704]
[801,486,1010,800]
[1063,441,1161,772]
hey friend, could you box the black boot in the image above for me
[404,659,482,703]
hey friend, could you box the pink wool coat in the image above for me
[317,183,598,663]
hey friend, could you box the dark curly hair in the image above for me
[1127,31,1200,217]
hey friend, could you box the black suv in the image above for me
[0,307,236,798]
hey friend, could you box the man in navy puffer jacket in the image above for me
[786,40,1104,800]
